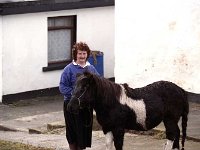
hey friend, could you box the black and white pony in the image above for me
[67,72,189,150]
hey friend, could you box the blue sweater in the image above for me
[59,61,99,101]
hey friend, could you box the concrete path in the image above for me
[0,95,200,150]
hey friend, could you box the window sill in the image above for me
[42,63,67,72]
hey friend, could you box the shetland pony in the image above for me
[67,72,189,150]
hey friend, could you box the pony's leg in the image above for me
[163,119,177,150]
[105,131,114,150]
[112,128,125,150]
[172,125,180,149]
[164,140,174,150]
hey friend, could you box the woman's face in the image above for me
[76,50,88,64]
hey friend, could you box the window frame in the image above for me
[43,15,76,72]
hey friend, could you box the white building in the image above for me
[2,0,199,103]
[115,0,200,95]
[0,0,115,103]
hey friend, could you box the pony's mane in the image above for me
[91,73,122,105]
[121,83,138,100]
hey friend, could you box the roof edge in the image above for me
[0,0,115,15]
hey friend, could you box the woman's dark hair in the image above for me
[72,42,91,61]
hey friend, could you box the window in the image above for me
[43,16,76,71]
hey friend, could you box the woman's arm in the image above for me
[59,68,73,99]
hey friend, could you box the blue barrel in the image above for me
[88,51,104,77]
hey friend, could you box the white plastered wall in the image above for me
[77,7,114,78]
[2,6,114,95]
[0,16,2,102]
[115,0,200,92]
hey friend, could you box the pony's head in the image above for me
[67,71,95,113]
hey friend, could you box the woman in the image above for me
[59,42,99,150]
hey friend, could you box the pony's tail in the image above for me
[181,93,189,150]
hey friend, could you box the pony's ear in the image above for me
[84,71,92,77]
[83,71,95,84]
[76,73,82,77]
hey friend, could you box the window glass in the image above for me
[48,16,76,65]
[48,17,74,27]
[48,29,71,63]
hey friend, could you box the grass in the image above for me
[0,140,54,150]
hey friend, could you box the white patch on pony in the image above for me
[164,140,173,150]
[120,85,146,129]
[105,131,114,150]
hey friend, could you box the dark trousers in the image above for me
[63,101,93,149]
